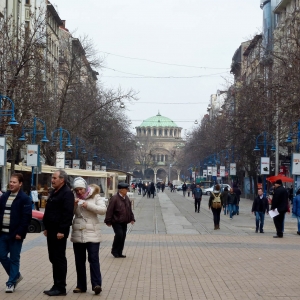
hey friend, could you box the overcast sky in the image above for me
[53,0,262,135]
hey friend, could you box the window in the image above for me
[159,129,162,136]
[164,129,167,135]
[26,0,30,4]
[170,130,173,136]
[153,129,157,136]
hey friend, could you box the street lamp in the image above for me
[74,137,87,159]
[51,127,73,151]
[254,131,276,196]
[18,117,49,186]
[286,120,300,152]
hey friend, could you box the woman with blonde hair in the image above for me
[71,177,107,295]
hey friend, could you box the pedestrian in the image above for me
[233,183,241,215]
[150,182,155,198]
[71,177,107,295]
[187,185,191,197]
[208,184,223,230]
[0,173,32,293]
[138,181,142,195]
[271,179,288,238]
[292,188,300,235]
[156,182,161,193]
[30,186,40,211]
[221,187,229,215]
[227,188,238,219]
[43,170,74,296]
[170,183,174,192]
[142,182,147,197]
[104,182,135,258]
[161,182,165,192]
[192,184,202,213]
[182,182,187,197]
[190,181,196,194]
[147,182,151,198]
[251,188,269,233]
[289,185,294,204]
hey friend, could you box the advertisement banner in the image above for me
[0,137,6,166]
[292,153,300,175]
[212,166,217,176]
[192,171,195,180]
[261,157,270,175]
[95,165,100,171]
[220,166,225,177]
[27,144,39,167]
[55,151,65,169]
[203,170,207,177]
[72,160,80,169]
[86,161,93,170]
[207,166,212,176]
[230,163,236,176]
[101,165,106,171]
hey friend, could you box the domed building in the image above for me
[134,112,185,182]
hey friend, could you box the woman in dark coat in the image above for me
[150,182,156,198]
[208,184,223,230]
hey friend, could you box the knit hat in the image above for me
[275,179,283,185]
[73,177,88,189]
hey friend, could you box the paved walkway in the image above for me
[1,190,300,299]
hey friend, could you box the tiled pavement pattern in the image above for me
[1,189,300,299]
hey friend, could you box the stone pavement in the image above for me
[1,190,300,299]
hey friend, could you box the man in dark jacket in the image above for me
[105,182,135,258]
[182,182,187,197]
[0,173,31,293]
[227,188,238,219]
[271,179,288,238]
[233,183,241,215]
[192,184,202,213]
[252,188,269,233]
[43,170,74,296]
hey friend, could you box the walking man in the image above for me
[0,173,32,293]
[43,170,74,296]
[192,184,202,213]
[105,182,135,258]
[182,182,187,197]
[252,188,269,233]
[271,179,288,238]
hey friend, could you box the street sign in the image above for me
[73,159,80,169]
[292,153,300,175]
[261,157,270,175]
[230,163,236,176]
[27,144,39,167]
[220,166,225,177]
[55,151,65,168]
[86,161,92,170]
[0,137,6,166]
[212,166,217,176]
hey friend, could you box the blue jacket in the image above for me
[292,194,300,216]
[0,190,32,239]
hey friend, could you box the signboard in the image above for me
[0,137,6,166]
[230,163,236,176]
[207,166,212,176]
[27,144,39,167]
[192,171,195,180]
[220,166,225,177]
[95,165,100,171]
[72,159,80,169]
[101,165,106,171]
[203,170,207,177]
[212,166,217,176]
[55,151,65,169]
[292,153,300,175]
[65,160,71,168]
[86,161,93,170]
[261,157,270,175]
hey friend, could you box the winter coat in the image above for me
[252,195,269,213]
[104,193,135,225]
[227,192,238,205]
[43,184,74,237]
[292,194,300,217]
[71,184,107,243]
[193,187,202,199]
[0,190,32,239]
[150,183,156,194]
[182,184,187,191]
[208,191,223,209]
[271,185,288,213]
[220,190,229,206]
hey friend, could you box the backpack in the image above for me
[211,192,222,209]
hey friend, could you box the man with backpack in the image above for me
[192,184,202,213]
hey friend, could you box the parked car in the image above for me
[203,184,231,196]
[177,183,191,191]
[28,210,44,233]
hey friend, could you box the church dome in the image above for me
[139,112,178,127]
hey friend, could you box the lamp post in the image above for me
[51,127,72,168]
[254,131,276,196]
[74,137,87,159]
[0,95,19,191]
[19,117,49,186]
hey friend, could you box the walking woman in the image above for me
[71,177,107,295]
[208,184,223,229]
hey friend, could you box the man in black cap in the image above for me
[271,179,288,238]
[104,182,135,258]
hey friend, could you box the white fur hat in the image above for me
[73,177,87,189]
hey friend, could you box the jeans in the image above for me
[112,223,127,256]
[228,204,235,218]
[297,216,300,232]
[236,203,239,214]
[194,198,201,212]
[255,211,265,232]
[0,233,23,286]
[73,242,102,291]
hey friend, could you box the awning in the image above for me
[266,174,293,183]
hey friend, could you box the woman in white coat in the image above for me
[71,177,107,295]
